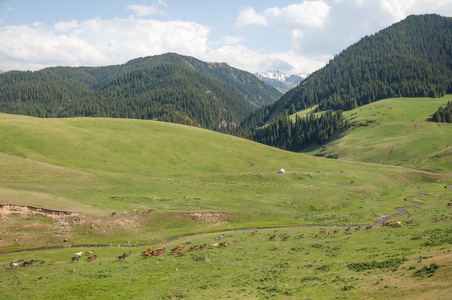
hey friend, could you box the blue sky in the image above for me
[1,0,452,74]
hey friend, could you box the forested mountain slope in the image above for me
[0,53,281,130]
[276,14,452,114]
[238,14,452,150]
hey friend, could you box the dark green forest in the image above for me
[0,53,281,130]
[433,101,452,123]
[237,14,452,150]
[253,111,346,152]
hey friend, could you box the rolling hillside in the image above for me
[309,96,452,174]
[0,112,450,251]
[0,112,450,299]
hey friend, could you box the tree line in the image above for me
[433,101,452,123]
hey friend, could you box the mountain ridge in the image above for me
[0,53,282,130]
[238,14,452,151]
[255,70,307,93]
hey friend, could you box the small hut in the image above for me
[278,168,286,174]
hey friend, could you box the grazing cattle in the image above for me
[72,256,80,262]
[87,255,97,262]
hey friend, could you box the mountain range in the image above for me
[0,14,451,150]
[255,70,307,93]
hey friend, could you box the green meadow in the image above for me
[310,96,452,174]
[0,96,451,298]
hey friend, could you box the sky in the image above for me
[1,0,452,75]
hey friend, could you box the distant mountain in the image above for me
[238,14,452,151]
[0,53,281,130]
[255,71,307,93]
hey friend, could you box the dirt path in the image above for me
[0,196,425,254]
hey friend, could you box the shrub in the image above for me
[414,263,440,277]
[347,258,407,272]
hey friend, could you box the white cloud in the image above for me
[264,1,331,28]
[209,45,327,75]
[380,0,452,21]
[0,17,210,70]
[235,7,268,28]
[54,20,79,32]
[211,35,243,46]
[3,0,452,75]
[126,1,167,17]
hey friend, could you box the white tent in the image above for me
[278,169,286,174]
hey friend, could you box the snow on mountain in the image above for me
[255,70,308,93]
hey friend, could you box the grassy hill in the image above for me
[309,95,452,174]
[0,112,450,248]
[0,112,450,298]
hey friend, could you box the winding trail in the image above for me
[0,196,424,255]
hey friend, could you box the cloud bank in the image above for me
[1,1,452,74]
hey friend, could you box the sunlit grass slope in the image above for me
[310,96,452,173]
[0,112,450,250]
